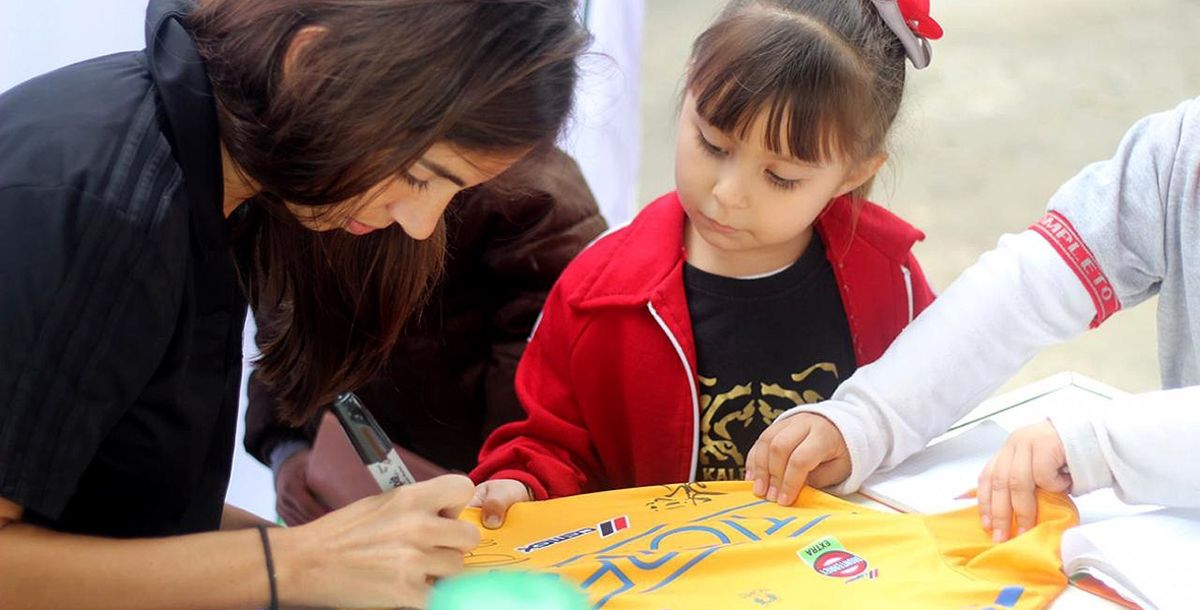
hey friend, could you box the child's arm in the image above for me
[750,97,1200,501]
[468,285,605,515]
[1048,387,1200,506]
[981,387,1200,541]
[748,231,1091,505]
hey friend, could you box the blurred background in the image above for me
[639,0,1200,395]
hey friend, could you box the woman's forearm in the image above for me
[0,476,481,610]
[222,503,277,530]
[0,521,286,610]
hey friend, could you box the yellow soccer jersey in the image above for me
[461,482,1076,610]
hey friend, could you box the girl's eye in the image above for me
[402,172,430,192]
[695,131,727,158]
[765,170,801,191]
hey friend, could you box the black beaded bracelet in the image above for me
[256,525,279,610]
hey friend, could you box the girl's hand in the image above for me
[468,479,532,529]
[745,413,851,506]
[273,474,480,609]
[977,420,1072,542]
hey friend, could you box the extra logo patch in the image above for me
[597,516,630,538]
[515,527,596,554]
[798,536,878,583]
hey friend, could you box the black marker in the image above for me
[330,392,416,490]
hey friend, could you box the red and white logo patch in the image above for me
[597,516,630,538]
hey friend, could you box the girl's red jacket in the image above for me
[471,191,935,498]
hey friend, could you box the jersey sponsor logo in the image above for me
[597,516,630,538]
[516,527,597,554]
[1030,211,1120,328]
[798,535,878,583]
[515,515,632,553]
[814,550,866,578]
[552,502,834,608]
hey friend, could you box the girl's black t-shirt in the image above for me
[0,0,248,537]
[684,235,857,482]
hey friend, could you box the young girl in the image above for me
[469,0,943,526]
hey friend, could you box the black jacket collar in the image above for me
[144,0,225,258]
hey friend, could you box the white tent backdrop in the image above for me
[0,1,147,93]
[558,0,645,228]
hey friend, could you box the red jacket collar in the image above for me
[570,192,924,309]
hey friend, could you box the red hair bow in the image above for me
[898,0,943,40]
[871,0,943,69]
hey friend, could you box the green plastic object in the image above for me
[429,571,589,610]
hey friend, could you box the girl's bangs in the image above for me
[686,11,873,164]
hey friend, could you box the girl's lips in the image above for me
[702,214,738,234]
[345,218,381,236]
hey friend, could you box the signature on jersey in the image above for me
[646,482,727,511]
[463,538,530,568]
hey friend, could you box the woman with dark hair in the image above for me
[244,149,606,525]
[0,0,586,608]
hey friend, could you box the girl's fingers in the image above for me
[479,481,528,529]
[775,441,823,507]
[764,420,812,503]
[744,443,759,488]
[977,455,997,532]
[748,426,779,498]
[1009,441,1039,536]
[477,484,503,529]
[988,444,1016,542]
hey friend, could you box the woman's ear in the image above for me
[837,152,888,197]
[281,25,329,81]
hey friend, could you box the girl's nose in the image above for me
[712,169,749,210]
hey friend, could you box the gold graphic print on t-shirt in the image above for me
[697,363,840,481]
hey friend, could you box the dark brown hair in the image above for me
[188,0,587,423]
[687,0,907,200]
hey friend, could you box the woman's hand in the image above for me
[977,420,1072,542]
[274,474,480,609]
[745,413,851,506]
[274,448,331,526]
[468,479,532,529]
